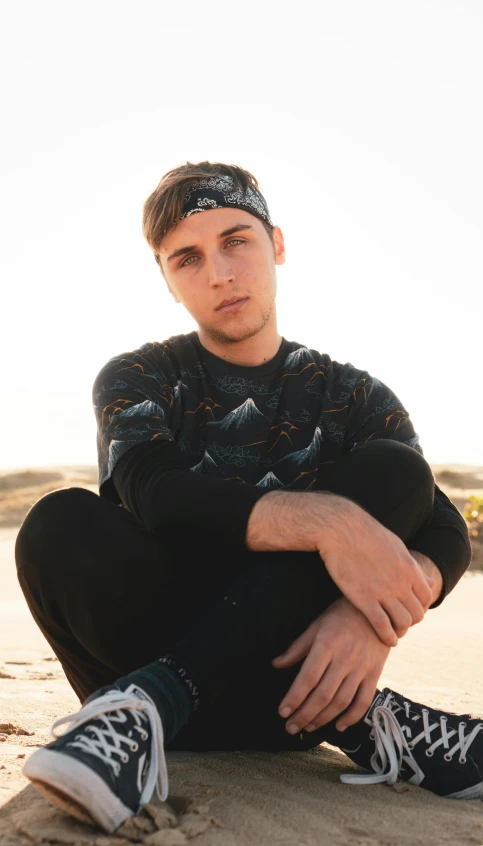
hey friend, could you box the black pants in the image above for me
[15,440,434,751]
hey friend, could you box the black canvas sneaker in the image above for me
[23,683,168,832]
[339,688,483,799]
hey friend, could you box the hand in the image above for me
[317,499,434,647]
[273,597,390,733]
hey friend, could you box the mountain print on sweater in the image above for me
[93,331,421,496]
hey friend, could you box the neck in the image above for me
[197,325,282,368]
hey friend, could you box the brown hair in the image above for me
[142,160,274,272]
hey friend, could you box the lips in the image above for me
[216,297,248,311]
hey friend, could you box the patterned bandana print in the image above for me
[179,175,273,226]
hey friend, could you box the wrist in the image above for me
[409,549,443,604]
[313,494,368,558]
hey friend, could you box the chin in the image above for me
[202,320,263,345]
[199,300,275,345]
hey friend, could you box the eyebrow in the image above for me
[166,224,253,264]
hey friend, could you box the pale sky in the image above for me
[1,0,482,471]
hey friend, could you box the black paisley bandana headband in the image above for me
[179,174,273,227]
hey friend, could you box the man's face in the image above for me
[157,207,286,347]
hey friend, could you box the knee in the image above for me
[322,438,435,521]
[350,439,433,489]
[15,487,98,576]
[321,439,435,543]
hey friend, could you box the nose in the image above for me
[206,251,235,287]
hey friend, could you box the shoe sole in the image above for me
[23,748,134,832]
[447,782,483,800]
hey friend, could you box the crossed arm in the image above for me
[245,490,451,734]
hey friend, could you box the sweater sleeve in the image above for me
[92,349,267,548]
[343,370,471,605]
[111,439,267,549]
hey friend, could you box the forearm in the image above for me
[112,440,266,548]
[112,442,357,558]
[245,489,354,553]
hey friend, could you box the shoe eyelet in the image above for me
[141,730,148,740]
[459,722,467,729]
[459,756,467,764]
[115,763,121,776]
[369,731,375,740]
[121,752,129,763]
[444,753,452,762]
[425,749,433,757]
[131,741,139,752]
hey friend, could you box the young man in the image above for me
[16,162,481,834]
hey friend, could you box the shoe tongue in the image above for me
[84,682,156,710]
[123,683,156,708]
[364,691,389,726]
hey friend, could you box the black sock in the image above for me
[96,654,200,746]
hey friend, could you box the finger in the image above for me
[304,674,360,732]
[336,677,378,731]
[278,648,331,720]
[272,620,318,668]
[407,591,426,626]
[381,597,412,639]
[360,600,398,648]
[286,660,344,732]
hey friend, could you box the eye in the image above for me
[179,239,244,268]
[180,254,198,268]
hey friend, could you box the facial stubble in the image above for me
[200,298,276,347]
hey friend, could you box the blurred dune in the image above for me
[0,466,98,528]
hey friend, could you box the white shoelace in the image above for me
[50,690,168,803]
[341,698,483,788]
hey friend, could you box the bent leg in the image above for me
[15,487,242,702]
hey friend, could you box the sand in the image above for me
[1,466,483,845]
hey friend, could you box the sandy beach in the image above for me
[1,465,483,845]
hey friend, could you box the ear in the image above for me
[272,226,286,266]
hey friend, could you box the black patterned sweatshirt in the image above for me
[92,331,471,606]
